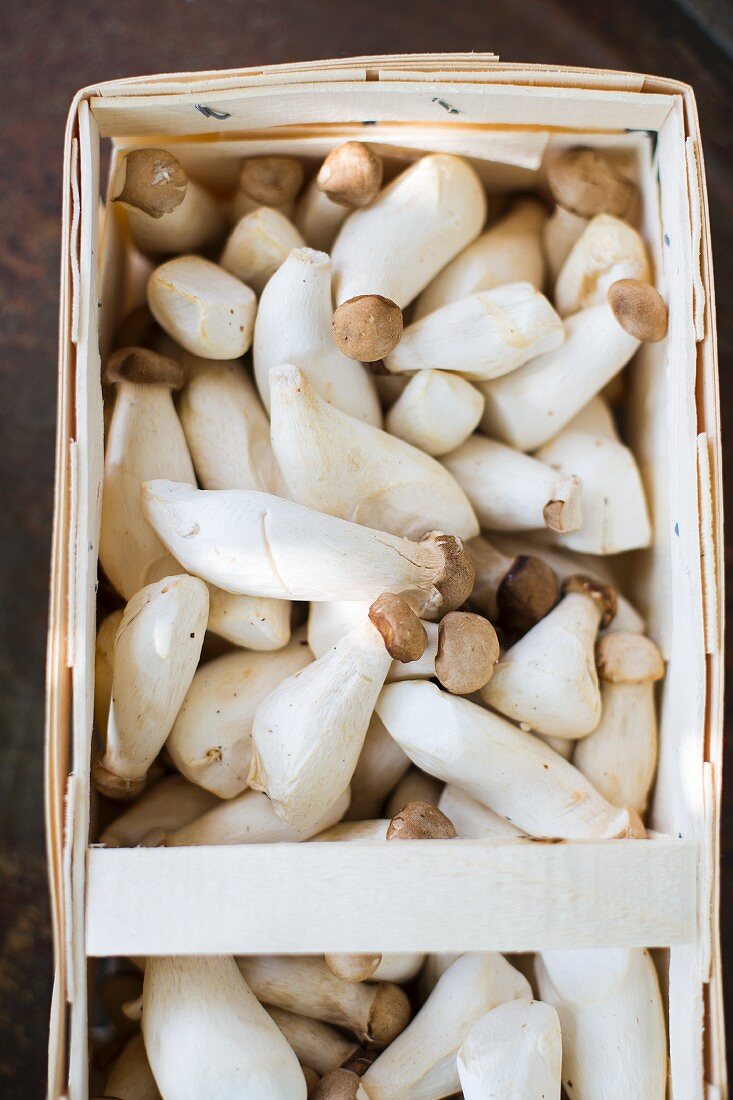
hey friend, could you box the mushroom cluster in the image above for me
[95,142,669,1096]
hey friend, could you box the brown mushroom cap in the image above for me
[435,611,500,695]
[547,149,636,219]
[561,574,617,629]
[317,142,383,208]
[324,953,382,983]
[596,631,664,684]
[113,149,188,218]
[313,1068,364,1100]
[365,983,412,1046]
[429,533,476,614]
[387,800,457,841]
[496,554,559,635]
[332,295,403,362]
[91,754,146,801]
[368,593,427,663]
[238,156,304,206]
[104,346,185,390]
[608,279,668,343]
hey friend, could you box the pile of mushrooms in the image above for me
[94,142,670,1096]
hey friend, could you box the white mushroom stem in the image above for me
[143,956,306,1100]
[536,948,667,1099]
[177,352,280,493]
[384,283,564,381]
[555,214,650,317]
[384,769,444,819]
[467,535,558,633]
[481,576,614,739]
[296,176,351,251]
[265,1006,360,1076]
[414,197,547,320]
[269,364,478,540]
[112,148,224,256]
[94,609,123,736]
[345,714,411,821]
[477,301,640,452]
[206,585,292,650]
[253,247,380,424]
[536,428,652,554]
[488,532,645,635]
[417,954,462,999]
[99,348,190,600]
[573,632,664,814]
[457,999,562,1100]
[385,370,484,456]
[147,786,350,847]
[148,255,257,360]
[539,734,574,760]
[331,154,486,309]
[249,611,405,832]
[363,953,531,1100]
[93,575,208,799]
[103,1032,161,1100]
[307,601,438,682]
[372,954,425,983]
[562,394,619,439]
[220,206,305,294]
[141,481,474,616]
[443,435,582,534]
[237,956,411,1047]
[99,774,218,847]
[166,628,312,798]
[231,191,296,223]
[543,206,589,284]
[376,682,636,839]
[438,784,524,839]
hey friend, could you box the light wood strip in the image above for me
[86,837,697,957]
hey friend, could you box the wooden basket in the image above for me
[45,54,726,1098]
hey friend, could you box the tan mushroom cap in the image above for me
[317,142,384,208]
[91,754,146,801]
[324,953,382,983]
[313,1068,364,1100]
[387,800,457,841]
[332,296,404,362]
[104,346,185,390]
[496,554,559,635]
[366,982,412,1046]
[562,574,617,629]
[596,631,664,684]
[435,611,500,695]
[368,593,428,663]
[547,148,636,219]
[113,148,188,218]
[238,156,304,206]
[608,279,668,343]
[429,533,476,614]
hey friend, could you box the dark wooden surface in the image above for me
[0,0,730,1093]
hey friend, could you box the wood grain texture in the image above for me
[0,0,731,1094]
[85,839,697,956]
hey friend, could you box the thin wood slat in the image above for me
[85,837,697,957]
